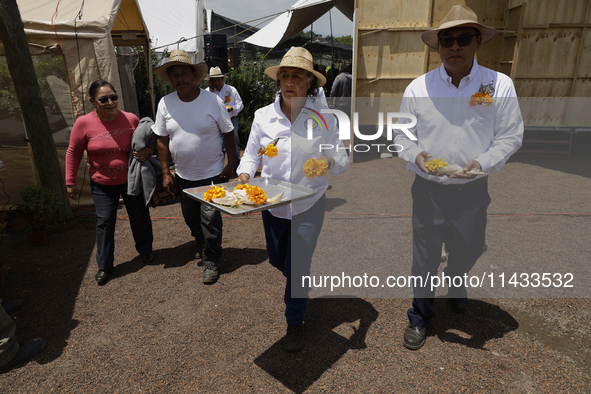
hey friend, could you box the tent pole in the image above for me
[330,10,334,64]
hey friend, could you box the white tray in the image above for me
[183,177,317,216]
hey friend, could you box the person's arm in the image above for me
[216,98,236,179]
[330,75,342,97]
[65,117,88,200]
[231,87,244,116]
[221,131,236,179]
[236,109,264,180]
[156,136,174,188]
[474,77,524,173]
[393,87,423,166]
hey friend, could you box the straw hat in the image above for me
[207,66,226,79]
[265,47,326,87]
[421,5,497,50]
[153,49,208,84]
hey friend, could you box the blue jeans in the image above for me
[90,181,153,271]
[175,174,223,264]
[262,195,325,325]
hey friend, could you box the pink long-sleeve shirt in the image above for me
[65,110,140,185]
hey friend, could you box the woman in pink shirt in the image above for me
[65,80,154,284]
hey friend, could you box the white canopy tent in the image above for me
[0,0,154,120]
[136,0,207,62]
[244,0,353,48]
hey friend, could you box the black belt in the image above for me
[416,174,488,190]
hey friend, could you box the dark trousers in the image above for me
[175,174,223,264]
[91,181,153,271]
[408,176,490,327]
[262,195,325,326]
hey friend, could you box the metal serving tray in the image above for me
[183,177,317,216]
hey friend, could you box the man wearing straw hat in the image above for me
[206,66,243,172]
[152,50,236,284]
[393,5,523,350]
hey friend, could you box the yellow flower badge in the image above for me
[303,158,328,178]
[257,138,279,157]
[470,82,494,106]
[225,92,231,103]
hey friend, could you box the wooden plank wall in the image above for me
[353,0,591,127]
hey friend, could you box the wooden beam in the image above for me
[0,0,72,219]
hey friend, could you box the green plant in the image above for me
[226,53,276,145]
[19,186,63,233]
[0,223,8,254]
[131,45,172,119]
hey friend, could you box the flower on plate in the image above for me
[425,157,449,172]
[204,185,225,202]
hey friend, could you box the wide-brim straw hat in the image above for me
[265,47,326,87]
[206,66,226,80]
[153,49,208,84]
[422,5,497,50]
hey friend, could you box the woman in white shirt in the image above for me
[237,47,349,351]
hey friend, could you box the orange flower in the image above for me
[246,185,267,205]
[234,184,250,191]
[204,185,225,202]
[303,158,328,178]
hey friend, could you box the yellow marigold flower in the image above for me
[246,185,267,205]
[234,184,250,191]
[204,185,225,202]
[263,144,278,158]
[303,158,328,178]
[425,158,448,173]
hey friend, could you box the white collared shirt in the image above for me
[394,59,524,184]
[206,83,244,118]
[237,97,350,219]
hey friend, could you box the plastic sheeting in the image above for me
[0,0,152,119]
[244,0,353,48]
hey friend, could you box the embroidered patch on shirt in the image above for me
[470,81,495,106]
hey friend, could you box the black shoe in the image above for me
[141,253,154,264]
[95,268,113,284]
[448,297,468,313]
[403,324,427,350]
[202,262,219,283]
[0,338,45,374]
[284,324,304,352]
[1,299,24,314]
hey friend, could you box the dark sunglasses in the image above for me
[438,34,478,48]
[95,94,118,104]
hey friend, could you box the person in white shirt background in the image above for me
[206,66,243,172]
[237,47,349,352]
[393,5,523,350]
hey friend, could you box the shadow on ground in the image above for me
[1,215,96,364]
[254,296,379,394]
[430,298,519,349]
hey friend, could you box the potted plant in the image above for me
[19,185,63,246]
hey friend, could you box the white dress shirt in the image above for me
[206,83,244,118]
[394,59,524,184]
[237,97,350,219]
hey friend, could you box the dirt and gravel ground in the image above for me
[1,139,590,393]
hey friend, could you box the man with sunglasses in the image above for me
[394,5,524,350]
